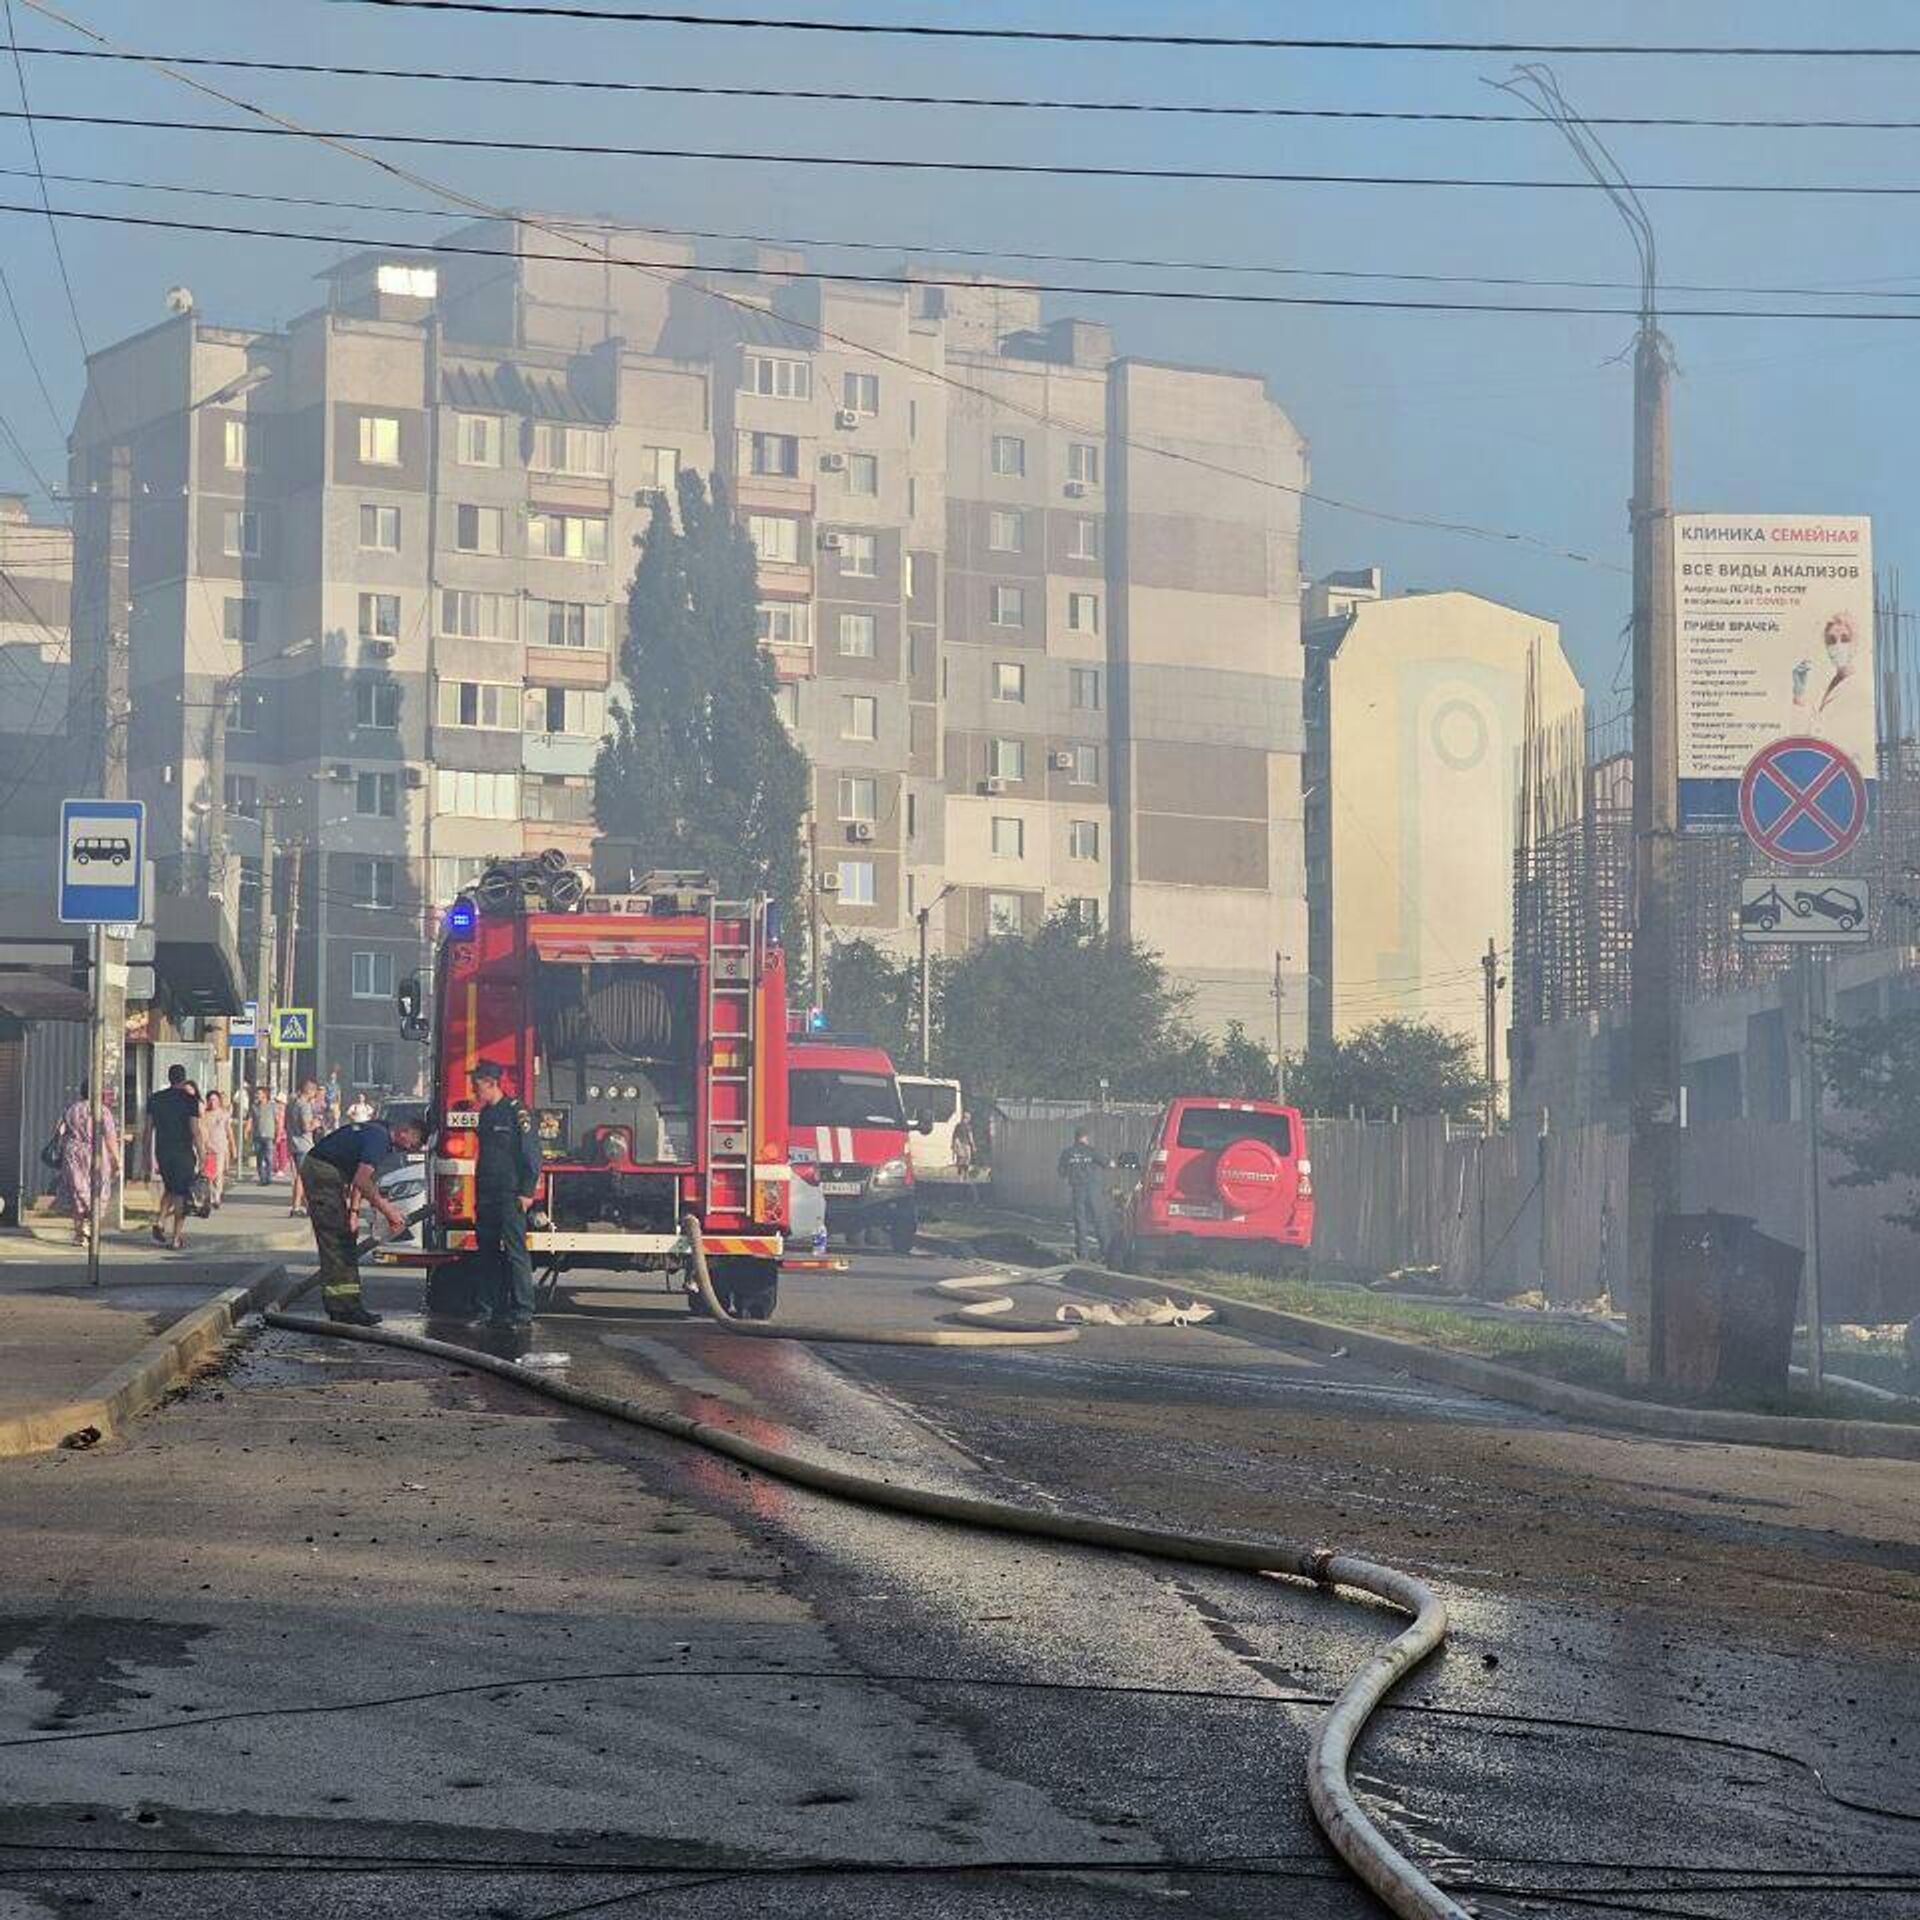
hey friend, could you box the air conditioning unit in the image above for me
[847,821,875,843]
[980,776,1007,796]
[817,871,841,892]
[364,637,397,659]
[1049,749,1076,771]
[329,763,354,783]
[818,452,847,473]
[403,766,426,790]
[818,530,843,551]
[1064,481,1087,499]
[834,408,860,429]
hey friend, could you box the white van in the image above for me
[896,1075,965,1179]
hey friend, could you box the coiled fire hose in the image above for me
[265,1218,1467,1920]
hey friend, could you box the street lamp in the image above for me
[915,882,956,1072]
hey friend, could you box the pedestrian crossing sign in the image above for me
[272,1007,313,1049]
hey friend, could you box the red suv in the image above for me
[1111,1097,1313,1273]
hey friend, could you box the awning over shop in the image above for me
[153,893,247,1019]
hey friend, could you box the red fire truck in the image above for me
[406,857,790,1320]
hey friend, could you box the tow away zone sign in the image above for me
[1738,876,1870,946]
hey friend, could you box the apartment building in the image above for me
[67,215,1308,1087]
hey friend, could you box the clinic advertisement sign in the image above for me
[1674,514,1874,833]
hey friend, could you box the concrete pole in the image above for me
[1800,950,1826,1393]
[917,905,932,1071]
[806,812,822,1007]
[1625,322,1680,1389]
[207,677,229,901]
[1482,936,1501,1137]
[1273,951,1287,1102]
[252,798,278,1089]
[86,923,104,1290]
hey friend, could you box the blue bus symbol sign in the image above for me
[59,799,146,925]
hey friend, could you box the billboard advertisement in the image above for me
[1673,513,1874,832]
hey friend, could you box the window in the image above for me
[642,445,680,491]
[455,413,502,466]
[838,612,876,658]
[376,262,436,299]
[355,771,398,818]
[990,584,1025,628]
[351,950,396,999]
[355,680,401,729]
[225,689,262,735]
[757,602,809,650]
[529,422,609,476]
[846,452,879,497]
[1068,441,1102,486]
[991,816,1024,859]
[748,514,801,565]
[1068,895,1102,932]
[436,680,519,730]
[1069,516,1103,561]
[741,353,812,400]
[837,774,877,822]
[773,681,798,729]
[991,434,1026,477]
[1067,591,1101,635]
[1070,667,1102,711]
[1070,819,1101,860]
[992,661,1025,703]
[989,737,1026,782]
[357,591,401,639]
[434,767,519,818]
[838,530,877,577]
[739,430,800,478]
[526,686,606,738]
[455,504,504,555]
[908,552,932,606]
[532,599,606,650]
[906,791,918,838]
[987,892,1023,938]
[1072,742,1101,785]
[221,510,260,558]
[843,695,878,741]
[441,589,516,641]
[222,419,253,470]
[221,596,260,647]
[522,776,594,825]
[988,509,1023,553]
[432,856,485,905]
[837,859,876,906]
[529,510,606,561]
[350,1040,392,1089]
[222,774,259,819]
[352,857,397,908]
[359,504,400,552]
[842,370,879,415]
[358,415,401,467]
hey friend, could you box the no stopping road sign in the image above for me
[1738,737,1867,868]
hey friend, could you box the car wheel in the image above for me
[888,1210,917,1255]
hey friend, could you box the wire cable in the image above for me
[1,0,85,360]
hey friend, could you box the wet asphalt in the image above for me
[1,1244,1915,1917]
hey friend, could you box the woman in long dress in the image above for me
[61,1085,121,1248]
[199,1090,234,1208]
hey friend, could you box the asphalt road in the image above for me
[1,1243,1915,1918]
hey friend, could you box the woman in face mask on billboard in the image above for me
[1792,612,1859,722]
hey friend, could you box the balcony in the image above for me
[525,644,613,690]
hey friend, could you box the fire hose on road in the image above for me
[266,1216,1469,1920]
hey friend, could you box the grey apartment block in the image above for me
[67,221,1307,1076]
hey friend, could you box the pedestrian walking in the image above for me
[345,1090,374,1125]
[145,1065,202,1251]
[1058,1126,1110,1261]
[286,1078,319,1215]
[248,1086,275,1185]
[470,1060,542,1332]
[952,1111,976,1182]
[299,1110,429,1325]
[60,1084,121,1248]
[199,1090,234,1208]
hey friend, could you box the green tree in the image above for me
[1289,1017,1483,1121]
[822,936,920,1064]
[1817,1011,1920,1232]
[595,472,808,916]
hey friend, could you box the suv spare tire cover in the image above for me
[1213,1136,1285,1214]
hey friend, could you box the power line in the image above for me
[27,106,1920,198]
[24,161,1920,309]
[2,0,87,363]
[15,198,1920,330]
[324,2,1920,59]
[17,40,1920,130]
[0,261,64,442]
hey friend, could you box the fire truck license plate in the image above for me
[822,1181,861,1196]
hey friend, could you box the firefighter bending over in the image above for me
[303,1111,429,1325]
[471,1060,543,1330]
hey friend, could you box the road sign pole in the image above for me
[1800,950,1826,1395]
[86,923,104,1291]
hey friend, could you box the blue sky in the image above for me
[3,0,1919,702]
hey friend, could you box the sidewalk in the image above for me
[5,1179,314,1260]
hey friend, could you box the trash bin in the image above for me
[1655,1211,1804,1397]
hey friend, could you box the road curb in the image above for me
[0,1261,297,1460]
[1060,1266,1920,1462]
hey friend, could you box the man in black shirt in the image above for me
[302,1112,429,1324]
[1057,1127,1110,1261]
[146,1064,203,1251]
[470,1060,542,1331]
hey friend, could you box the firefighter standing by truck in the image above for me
[471,1060,542,1330]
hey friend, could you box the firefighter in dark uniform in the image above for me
[470,1060,542,1329]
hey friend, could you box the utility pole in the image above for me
[1481,936,1503,1136]
[251,795,279,1090]
[1799,951,1826,1392]
[917,905,933,1071]
[1273,950,1287,1102]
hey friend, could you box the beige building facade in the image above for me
[1303,571,1584,1051]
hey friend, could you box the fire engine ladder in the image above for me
[702,897,758,1221]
